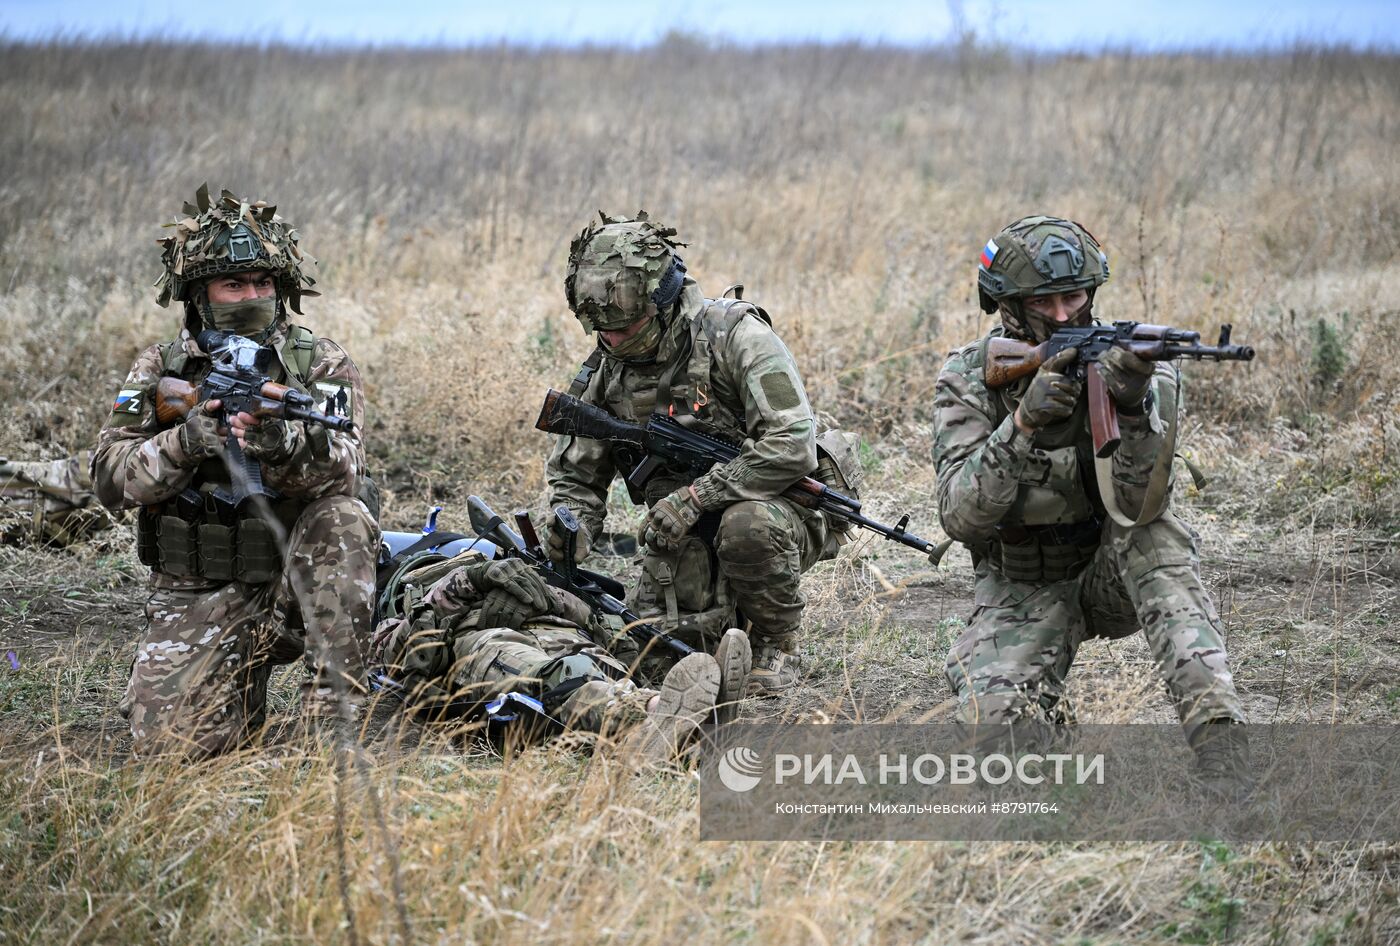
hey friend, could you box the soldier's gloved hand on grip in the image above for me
[642,486,703,552]
[544,509,591,566]
[1014,347,1082,431]
[465,558,550,611]
[178,401,225,464]
[238,414,298,465]
[1096,345,1155,410]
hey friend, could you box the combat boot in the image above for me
[713,628,752,725]
[623,653,720,762]
[1192,721,1254,801]
[747,644,800,698]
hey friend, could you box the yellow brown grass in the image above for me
[1,39,1398,944]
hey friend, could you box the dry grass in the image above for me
[1,39,1399,944]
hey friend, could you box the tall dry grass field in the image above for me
[0,40,1398,944]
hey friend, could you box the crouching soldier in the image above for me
[92,185,376,757]
[546,212,852,697]
[371,555,752,760]
[932,215,1249,793]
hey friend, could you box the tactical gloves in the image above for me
[465,558,550,612]
[641,486,703,552]
[178,405,224,464]
[1014,347,1082,431]
[241,417,298,465]
[476,588,537,631]
[1096,345,1155,411]
[545,509,592,566]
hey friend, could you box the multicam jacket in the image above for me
[92,319,367,586]
[546,278,818,536]
[932,325,1178,549]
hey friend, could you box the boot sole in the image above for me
[625,653,720,762]
[713,628,752,725]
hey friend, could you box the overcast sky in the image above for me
[2,0,1397,50]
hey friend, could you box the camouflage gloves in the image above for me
[178,405,224,463]
[465,558,551,612]
[642,486,703,552]
[1014,348,1081,431]
[1096,345,1155,411]
[545,510,592,566]
[240,417,297,465]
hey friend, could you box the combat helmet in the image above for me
[564,211,687,333]
[977,215,1108,339]
[155,183,318,318]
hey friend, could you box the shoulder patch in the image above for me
[112,388,145,414]
[759,371,801,411]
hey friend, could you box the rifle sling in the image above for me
[1093,367,1177,529]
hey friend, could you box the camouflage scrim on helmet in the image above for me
[155,183,319,314]
[977,215,1109,314]
[564,211,686,332]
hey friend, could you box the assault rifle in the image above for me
[466,495,696,660]
[985,321,1255,458]
[535,389,953,564]
[154,330,353,503]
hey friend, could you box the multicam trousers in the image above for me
[945,512,1245,744]
[629,497,830,651]
[120,495,377,757]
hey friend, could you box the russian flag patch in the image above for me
[979,238,999,268]
[112,388,143,414]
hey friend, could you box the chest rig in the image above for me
[967,332,1106,582]
[135,326,319,584]
[569,289,767,505]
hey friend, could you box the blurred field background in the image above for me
[1,38,1398,944]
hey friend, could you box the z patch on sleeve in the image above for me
[105,387,149,428]
[759,371,801,411]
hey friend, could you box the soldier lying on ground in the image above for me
[0,452,114,546]
[932,215,1249,794]
[91,185,377,758]
[371,555,752,760]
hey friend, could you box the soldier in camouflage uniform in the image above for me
[545,212,843,697]
[92,185,376,758]
[372,554,750,758]
[932,215,1249,784]
[0,451,113,545]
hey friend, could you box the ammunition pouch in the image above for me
[813,429,863,539]
[135,489,293,584]
[986,516,1103,583]
[633,517,737,651]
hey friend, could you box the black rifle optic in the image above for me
[154,330,353,504]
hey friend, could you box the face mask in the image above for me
[206,296,277,334]
[1007,296,1094,343]
[600,313,664,361]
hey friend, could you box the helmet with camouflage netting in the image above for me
[564,211,687,333]
[977,215,1109,338]
[155,183,318,314]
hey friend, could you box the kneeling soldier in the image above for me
[93,185,376,757]
[932,215,1248,791]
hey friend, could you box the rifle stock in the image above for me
[984,337,1051,387]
